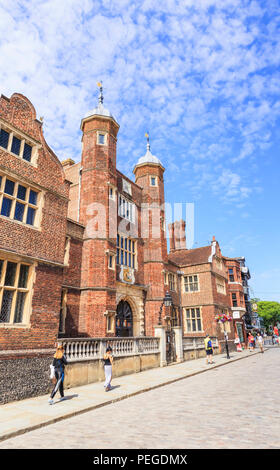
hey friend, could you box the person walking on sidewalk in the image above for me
[256,332,264,353]
[248,332,254,352]
[49,343,68,405]
[204,334,213,365]
[104,346,113,392]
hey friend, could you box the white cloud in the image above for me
[0,0,279,206]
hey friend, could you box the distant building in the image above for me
[169,236,235,351]
[224,256,252,344]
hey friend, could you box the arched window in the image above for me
[116,300,133,337]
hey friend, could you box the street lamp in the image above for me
[215,312,232,360]
[224,329,230,360]
[158,291,172,325]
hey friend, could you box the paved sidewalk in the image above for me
[0,348,262,442]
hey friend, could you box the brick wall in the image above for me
[0,93,69,354]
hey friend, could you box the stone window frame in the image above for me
[96,131,108,146]
[106,249,116,271]
[116,234,137,270]
[0,120,40,166]
[168,273,176,292]
[122,178,132,196]
[184,306,203,333]
[150,175,158,187]
[215,256,223,271]
[184,274,199,293]
[0,256,34,327]
[64,237,71,266]
[118,194,135,224]
[0,173,42,229]
[104,310,116,334]
[108,183,117,201]
[216,274,226,294]
[59,289,67,334]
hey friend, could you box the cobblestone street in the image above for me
[1,348,279,449]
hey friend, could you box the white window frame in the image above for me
[118,194,135,223]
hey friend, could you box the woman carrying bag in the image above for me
[49,343,68,405]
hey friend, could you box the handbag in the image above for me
[50,364,55,379]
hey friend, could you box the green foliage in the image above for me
[255,301,280,331]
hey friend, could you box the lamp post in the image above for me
[215,312,232,360]
[158,291,172,325]
[224,328,230,359]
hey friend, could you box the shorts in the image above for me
[206,349,213,355]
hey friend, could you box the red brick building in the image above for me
[224,256,251,347]
[0,92,69,355]
[169,235,235,350]
[0,89,243,402]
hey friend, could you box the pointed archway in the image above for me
[116,300,133,337]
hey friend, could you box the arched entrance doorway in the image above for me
[116,300,133,337]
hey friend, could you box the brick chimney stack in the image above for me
[168,220,186,251]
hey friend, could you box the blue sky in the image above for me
[0,0,279,302]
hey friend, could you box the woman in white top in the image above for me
[256,333,264,353]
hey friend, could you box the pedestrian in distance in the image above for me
[256,332,264,353]
[104,346,113,391]
[48,343,68,405]
[273,325,280,346]
[248,332,254,352]
[204,333,213,365]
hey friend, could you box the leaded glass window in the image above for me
[0,259,31,325]
[185,308,202,332]
[0,175,39,227]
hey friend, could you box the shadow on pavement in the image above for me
[57,394,79,402]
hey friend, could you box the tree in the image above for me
[255,301,280,331]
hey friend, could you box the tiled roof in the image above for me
[168,245,212,267]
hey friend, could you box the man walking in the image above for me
[204,333,213,365]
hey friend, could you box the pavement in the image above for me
[0,347,264,443]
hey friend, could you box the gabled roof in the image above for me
[168,245,212,267]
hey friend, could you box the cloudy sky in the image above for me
[0,0,279,302]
